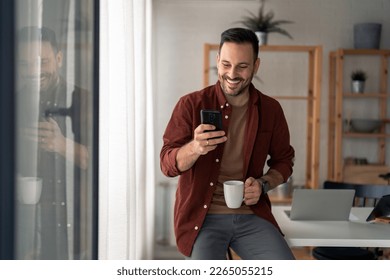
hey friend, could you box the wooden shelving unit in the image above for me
[203,44,322,190]
[328,49,390,184]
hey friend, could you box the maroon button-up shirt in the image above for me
[160,81,295,257]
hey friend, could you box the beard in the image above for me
[20,72,59,94]
[219,72,254,97]
[39,72,59,93]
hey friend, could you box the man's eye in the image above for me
[222,64,230,68]
[41,59,50,65]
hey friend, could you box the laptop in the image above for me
[285,189,355,221]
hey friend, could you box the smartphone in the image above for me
[200,109,222,131]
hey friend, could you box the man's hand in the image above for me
[23,117,66,154]
[191,124,227,155]
[175,124,227,172]
[37,117,66,154]
[22,117,89,169]
[244,177,261,205]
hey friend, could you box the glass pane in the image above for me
[14,0,95,259]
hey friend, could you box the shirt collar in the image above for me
[215,80,260,108]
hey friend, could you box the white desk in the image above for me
[272,206,390,247]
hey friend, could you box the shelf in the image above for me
[343,93,389,98]
[272,96,316,100]
[328,48,390,183]
[343,164,390,185]
[343,132,390,138]
[338,49,390,56]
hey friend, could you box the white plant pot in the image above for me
[351,80,365,93]
[255,31,268,45]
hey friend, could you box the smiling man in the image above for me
[218,41,259,98]
[16,26,89,259]
[18,27,63,93]
[160,27,295,260]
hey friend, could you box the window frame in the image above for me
[0,0,99,260]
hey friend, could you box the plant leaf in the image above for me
[235,0,294,39]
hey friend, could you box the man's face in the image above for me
[18,41,62,92]
[217,42,260,97]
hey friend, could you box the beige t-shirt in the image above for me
[208,101,254,214]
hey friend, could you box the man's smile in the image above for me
[224,76,243,88]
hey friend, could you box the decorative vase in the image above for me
[255,31,268,45]
[354,23,382,49]
[351,80,365,93]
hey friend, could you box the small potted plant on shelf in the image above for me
[236,0,294,45]
[351,70,367,93]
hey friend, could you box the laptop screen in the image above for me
[288,189,355,221]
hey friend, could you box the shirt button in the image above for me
[225,115,229,119]
[210,182,214,186]
[215,158,220,163]
[203,205,208,208]
[194,226,199,230]
[220,105,224,109]
[226,103,229,107]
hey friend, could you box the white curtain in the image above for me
[99,0,155,260]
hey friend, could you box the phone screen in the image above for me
[200,109,222,131]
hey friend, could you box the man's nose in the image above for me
[226,66,239,78]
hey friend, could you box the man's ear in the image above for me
[254,57,260,74]
[56,50,63,68]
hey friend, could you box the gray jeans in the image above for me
[185,214,295,260]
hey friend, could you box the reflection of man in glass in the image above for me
[19,27,62,93]
[17,26,89,259]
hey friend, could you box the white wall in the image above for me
[152,0,390,241]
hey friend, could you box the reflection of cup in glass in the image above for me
[17,177,42,205]
[223,180,244,209]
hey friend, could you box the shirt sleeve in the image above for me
[160,96,196,177]
[266,101,295,181]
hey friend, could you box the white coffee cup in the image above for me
[223,180,244,209]
[17,177,43,205]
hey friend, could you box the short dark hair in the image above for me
[18,26,59,53]
[219,28,259,61]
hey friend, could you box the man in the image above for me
[160,28,295,260]
[17,26,89,259]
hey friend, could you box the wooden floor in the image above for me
[292,247,314,260]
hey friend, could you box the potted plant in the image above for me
[351,70,367,93]
[236,0,294,45]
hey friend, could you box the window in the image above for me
[13,0,98,259]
